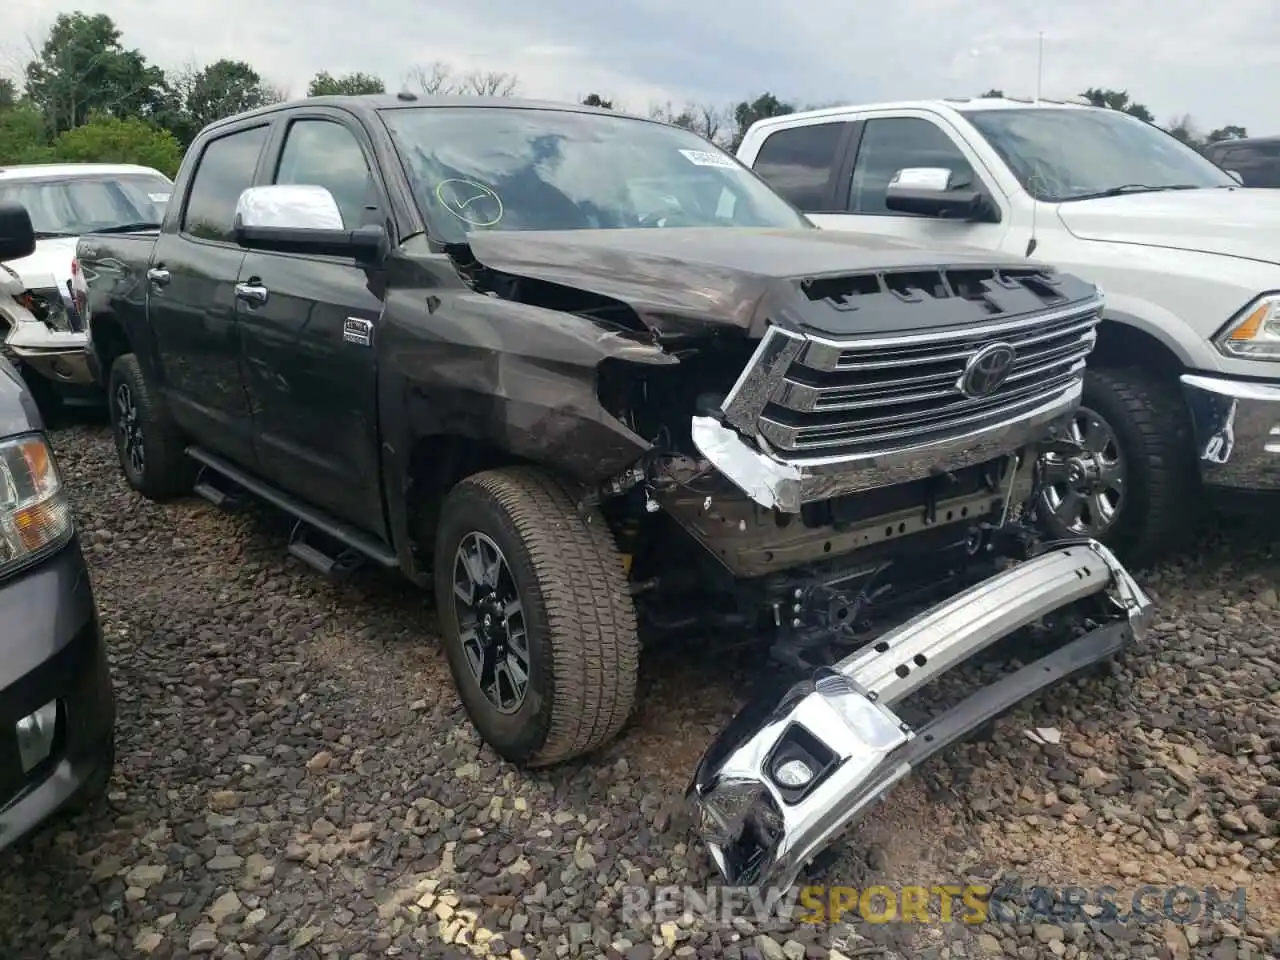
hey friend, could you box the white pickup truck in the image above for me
[738,96,1280,566]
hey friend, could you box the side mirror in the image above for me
[0,202,36,263]
[1226,169,1245,185]
[233,185,385,261]
[884,167,987,220]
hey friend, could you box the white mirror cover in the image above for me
[888,167,953,192]
[234,184,345,230]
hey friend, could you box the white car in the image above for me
[0,163,172,408]
[738,97,1280,565]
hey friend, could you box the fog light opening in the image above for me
[16,699,58,772]
[773,758,814,788]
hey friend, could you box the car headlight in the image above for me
[1214,294,1280,360]
[17,289,72,332]
[0,433,74,577]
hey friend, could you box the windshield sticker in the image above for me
[149,193,171,203]
[435,179,504,227]
[678,149,738,169]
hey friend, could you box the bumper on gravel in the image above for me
[688,539,1151,889]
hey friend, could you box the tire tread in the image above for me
[454,467,639,767]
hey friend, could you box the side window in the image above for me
[275,120,377,229]
[751,122,846,211]
[182,125,270,242]
[850,118,976,215]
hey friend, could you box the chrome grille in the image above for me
[722,299,1102,459]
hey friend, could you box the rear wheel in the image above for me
[108,354,194,500]
[433,466,639,767]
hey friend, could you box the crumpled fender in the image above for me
[376,284,675,571]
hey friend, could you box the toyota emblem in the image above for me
[958,342,1016,399]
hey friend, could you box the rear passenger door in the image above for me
[234,109,389,537]
[148,122,272,468]
[748,120,855,218]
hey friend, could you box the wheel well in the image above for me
[405,435,531,552]
[1090,319,1185,377]
[91,314,131,380]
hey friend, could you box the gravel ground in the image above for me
[1,421,1278,960]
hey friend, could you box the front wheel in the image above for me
[433,467,639,767]
[1038,368,1199,568]
[107,354,194,501]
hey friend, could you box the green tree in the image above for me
[582,93,614,109]
[979,88,1005,98]
[23,13,169,135]
[0,78,17,110]
[1079,87,1154,123]
[1207,124,1248,143]
[50,115,184,177]
[186,59,281,130]
[306,71,385,97]
[0,105,54,164]
[730,92,794,150]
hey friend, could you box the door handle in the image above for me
[146,267,170,286]
[235,283,269,306]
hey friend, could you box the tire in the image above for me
[433,466,640,768]
[1039,367,1199,569]
[107,353,194,500]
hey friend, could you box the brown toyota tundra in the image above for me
[77,94,1151,887]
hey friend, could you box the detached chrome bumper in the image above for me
[688,539,1151,889]
[690,379,1080,514]
[1181,373,1280,493]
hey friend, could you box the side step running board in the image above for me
[186,446,399,571]
[193,465,245,511]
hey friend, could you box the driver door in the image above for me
[233,111,388,534]
[810,114,1020,256]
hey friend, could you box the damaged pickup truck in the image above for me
[77,94,1152,888]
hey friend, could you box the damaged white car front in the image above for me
[0,255,93,390]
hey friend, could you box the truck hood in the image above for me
[465,227,1023,336]
[1055,188,1280,265]
[4,236,78,290]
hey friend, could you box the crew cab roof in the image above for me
[200,93,655,136]
[744,96,1100,138]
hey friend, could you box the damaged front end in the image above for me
[664,268,1154,888]
[0,262,94,387]
[689,537,1151,888]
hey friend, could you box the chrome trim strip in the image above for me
[719,325,805,434]
[843,539,1149,704]
[799,297,1103,372]
[691,378,1080,513]
[758,375,1081,452]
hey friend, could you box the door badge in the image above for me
[344,317,373,347]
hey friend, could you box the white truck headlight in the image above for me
[1215,294,1280,360]
[0,433,74,577]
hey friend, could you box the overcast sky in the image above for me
[8,0,1280,135]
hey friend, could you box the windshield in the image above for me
[961,108,1236,202]
[379,106,810,243]
[0,173,172,237]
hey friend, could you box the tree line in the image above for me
[0,11,1255,179]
